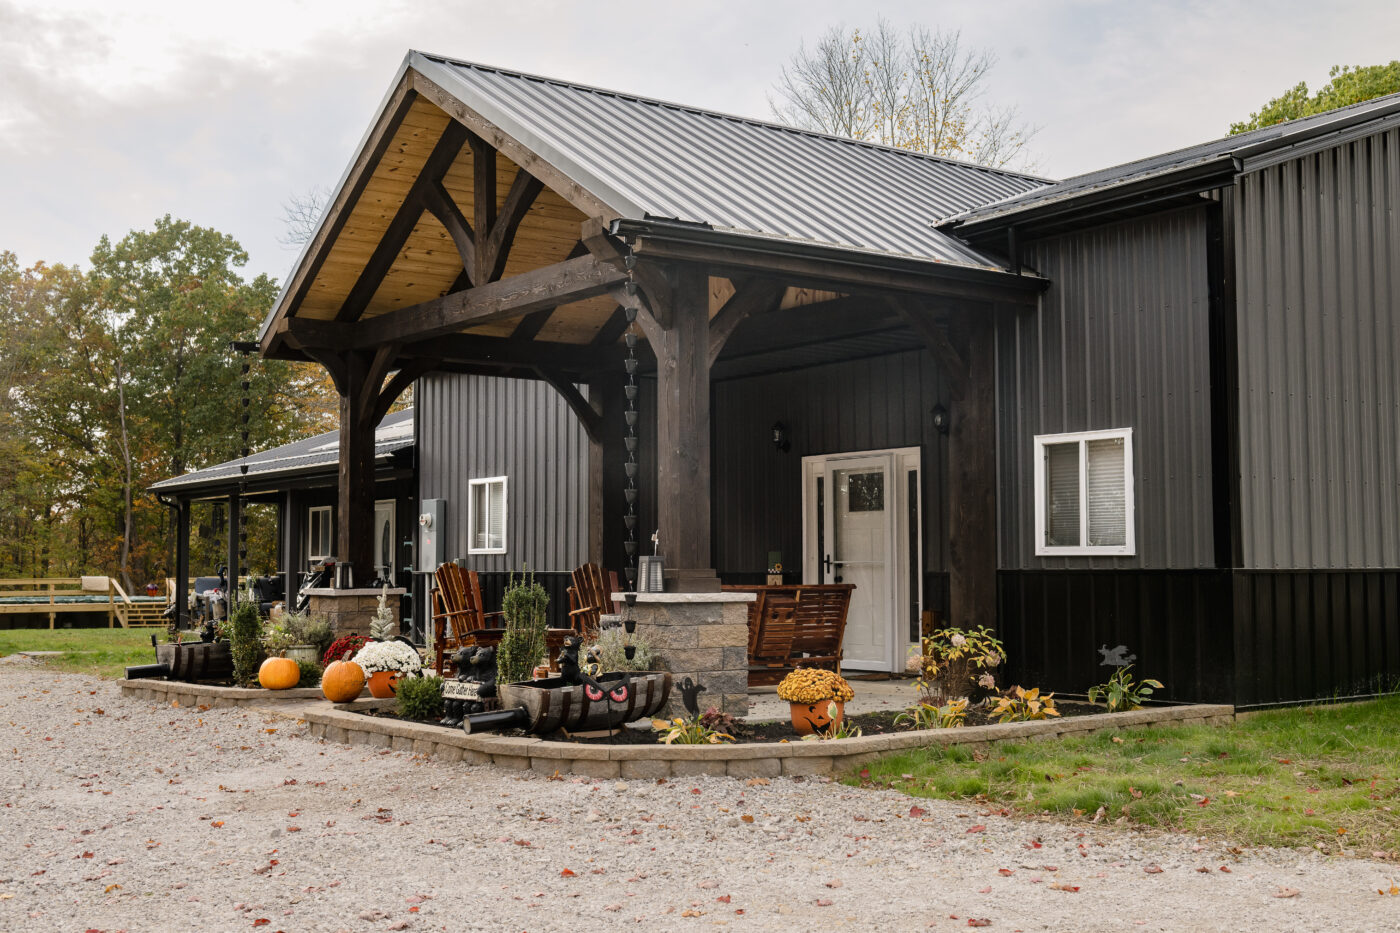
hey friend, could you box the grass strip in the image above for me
[850,696,1400,854]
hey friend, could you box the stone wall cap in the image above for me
[304,587,407,596]
[611,592,756,604]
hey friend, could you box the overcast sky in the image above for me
[2,0,1397,283]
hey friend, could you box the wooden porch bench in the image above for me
[723,583,855,686]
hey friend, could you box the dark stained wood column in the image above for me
[945,311,997,631]
[226,493,241,601]
[337,351,378,584]
[587,376,628,570]
[889,297,998,631]
[174,499,190,630]
[651,263,719,591]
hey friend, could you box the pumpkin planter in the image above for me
[367,670,402,699]
[258,656,300,691]
[321,660,366,702]
[789,699,845,736]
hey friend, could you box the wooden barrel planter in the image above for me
[476,671,672,735]
[153,642,234,683]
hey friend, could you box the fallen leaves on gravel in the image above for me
[1273,887,1301,898]
[909,805,926,818]
[1143,865,1163,874]
[968,920,992,928]
[1049,883,1079,893]
[966,825,986,833]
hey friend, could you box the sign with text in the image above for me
[442,681,480,701]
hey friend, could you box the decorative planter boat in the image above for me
[463,671,671,734]
[125,639,234,683]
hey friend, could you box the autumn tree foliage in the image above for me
[769,19,1038,170]
[1230,62,1400,135]
[0,217,337,586]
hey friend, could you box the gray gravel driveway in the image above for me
[2,667,1397,932]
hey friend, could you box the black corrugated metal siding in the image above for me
[417,373,590,574]
[1235,127,1400,569]
[997,204,1216,570]
[711,349,948,578]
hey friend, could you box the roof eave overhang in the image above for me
[942,156,1243,243]
[148,448,410,500]
[614,218,1048,307]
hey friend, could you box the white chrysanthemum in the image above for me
[350,640,423,674]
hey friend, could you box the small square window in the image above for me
[1033,429,1135,556]
[307,506,334,563]
[468,477,508,554]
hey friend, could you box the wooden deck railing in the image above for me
[0,577,171,628]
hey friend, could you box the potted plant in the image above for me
[265,610,333,666]
[776,668,855,735]
[349,640,423,698]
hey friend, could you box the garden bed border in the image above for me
[300,699,1235,779]
[119,678,341,706]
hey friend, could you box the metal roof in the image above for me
[149,409,414,496]
[410,51,1048,271]
[940,91,1400,232]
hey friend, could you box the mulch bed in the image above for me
[355,700,1100,745]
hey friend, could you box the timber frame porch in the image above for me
[258,52,1049,627]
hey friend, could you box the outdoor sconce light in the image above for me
[931,403,950,435]
[771,421,790,453]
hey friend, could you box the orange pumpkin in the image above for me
[259,656,300,690]
[321,660,366,702]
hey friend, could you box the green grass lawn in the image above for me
[0,627,161,678]
[851,697,1400,855]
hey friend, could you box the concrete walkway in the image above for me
[743,676,919,722]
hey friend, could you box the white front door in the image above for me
[803,448,921,672]
[373,500,396,583]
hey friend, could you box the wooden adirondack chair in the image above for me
[566,563,620,638]
[431,563,505,675]
[788,584,854,671]
[725,583,855,685]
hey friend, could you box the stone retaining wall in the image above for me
[119,679,340,706]
[299,701,1235,780]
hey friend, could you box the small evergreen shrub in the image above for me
[228,597,266,685]
[497,570,549,684]
[396,673,444,721]
[295,660,323,688]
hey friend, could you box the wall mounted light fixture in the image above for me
[931,403,950,435]
[771,421,790,453]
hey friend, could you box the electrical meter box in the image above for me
[417,499,447,571]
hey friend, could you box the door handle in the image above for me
[823,554,833,573]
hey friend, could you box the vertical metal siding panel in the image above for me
[1002,206,1213,570]
[1237,126,1400,570]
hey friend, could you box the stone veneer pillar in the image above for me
[303,587,406,639]
[615,592,755,717]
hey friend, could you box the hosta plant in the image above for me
[1088,665,1163,712]
[776,668,854,704]
[991,686,1061,723]
[652,716,735,745]
[895,696,969,731]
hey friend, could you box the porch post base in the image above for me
[615,591,755,717]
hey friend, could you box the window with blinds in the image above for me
[307,506,333,563]
[1034,429,1134,556]
[468,476,508,554]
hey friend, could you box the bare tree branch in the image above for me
[278,185,330,249]
[770,20,1040,171]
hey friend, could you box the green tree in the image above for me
[1230,62,1400,134]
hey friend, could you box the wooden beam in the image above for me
[707,276,788,366]
[371,358,439,426]
[397,332,624,376]
[482,169,544,283]
[469,131,496,284]
[336,121,470,322]
[630,235,1042,307]
[508,308,555,343]
[583,218,672,329]
[410,68,618,222]
[608,285,663,349]
[421,179,477,285]
[276,317,357,353]
[887,296,969,385]
[943,312,997,631]
[261,75,418,357]
[354,253,627,347]
[590,306,630,347]
[535,368,603,444]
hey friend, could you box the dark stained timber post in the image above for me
[945,310,997,631]
[175,498,190,631]
[653,263,718,591]
[337,352,378,584]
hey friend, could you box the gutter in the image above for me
[611,217,1048,293]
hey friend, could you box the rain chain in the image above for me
[621,252,641,594]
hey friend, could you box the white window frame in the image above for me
[1033,428,1136,557]
[307,505,334,563]
[467,476,508,555]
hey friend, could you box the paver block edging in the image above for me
[119,678,344,704]
[279,700,1235,778]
